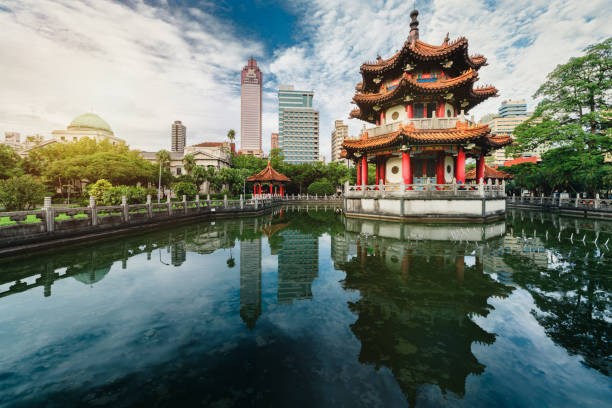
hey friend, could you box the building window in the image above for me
[176,168,182,175]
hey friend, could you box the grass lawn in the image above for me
[0,214,42,226]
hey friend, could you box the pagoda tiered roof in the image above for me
[342,121,511,157]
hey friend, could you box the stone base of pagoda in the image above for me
[343,184,506,222]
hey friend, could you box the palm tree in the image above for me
[156,149,171,202]
[227,129,236,144]
[183,154,196,175]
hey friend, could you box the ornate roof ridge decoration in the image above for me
[353,69,479,105]
[341,121,496,153]
[246,161,291,182]
[466,164,514,180]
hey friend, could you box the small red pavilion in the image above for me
[247,161,291,197]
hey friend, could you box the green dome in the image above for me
[68,113,113,133]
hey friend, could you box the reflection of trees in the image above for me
[339,243,511,405]
[504,213,612,376]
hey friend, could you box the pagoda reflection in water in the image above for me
[335,226,512,404]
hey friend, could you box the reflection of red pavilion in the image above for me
[247,161,291,197]
[342,9,511,186]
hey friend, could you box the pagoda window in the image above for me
[414,103,424,118]
[426,103,437,118]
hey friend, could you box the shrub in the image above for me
[0,175,47,210]
[86,179,112,203]
[172,181,198,200]
[101,185,148,205]
[307,179,335,195]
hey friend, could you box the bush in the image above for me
[307,179,335,195]
[172,181,197,200]
[0,175,47,210]
[86,179,112,203]
[101,185,148,205]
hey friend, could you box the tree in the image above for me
[86,179,112,202]
[508,37,612,195]
[227,129,236,144]
[0,175,47,210]
[172,181,198,200]
[307,178,335,195]
[156,149,171,169]
[0,144,22,179]
[183,154,196,175]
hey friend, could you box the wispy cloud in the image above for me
[0,0,610,159]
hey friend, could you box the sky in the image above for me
[1,0,611,160]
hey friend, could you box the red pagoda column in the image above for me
[253,184,256,196]
[258,184,262,196]
[380,111,385,125]
[456,146,466,184]
[436,154,445,185]
[402,151,412,186]
[380,157,386,184]
[423,104,427,118]
[361,155,368,185]
[437,101,445,118]
[356,159,361,185]
[375,158,380,185]
[406,104,414,119]
[280,184,284,197]
[477,152,486,183]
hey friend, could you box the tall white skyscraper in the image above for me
[278,85,320,164]
[240,58,263,156]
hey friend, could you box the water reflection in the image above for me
[0,206,610,406]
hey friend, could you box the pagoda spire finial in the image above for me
[409,9,419,44]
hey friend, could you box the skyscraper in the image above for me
[331,120,348,162]
[270,132,278,151]
[278,85,319,164]
[171,120,186,153]
[240,58,263,156]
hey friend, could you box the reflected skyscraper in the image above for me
[240,238,262,329]
[277,230,319,304]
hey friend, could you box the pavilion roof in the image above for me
[466,164,514,180]
[341,121,511,156]
[246,161,291,182]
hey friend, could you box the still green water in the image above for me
[0,207,610,407]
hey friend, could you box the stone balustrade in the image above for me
[0,194,342,249]
[345,179,506,199]
[507,194,612,216]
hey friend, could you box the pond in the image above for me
[0,206,610,407]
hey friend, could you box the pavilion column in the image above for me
[423,104,427,118]
[456,146,466,184]
[436,153,445,185]
[406,104,414,119]
[437,101,445,118]
[258,184,262,196]
[380,157,386,184]
[477,152,486,183]
[402,151,412,186]
[253,184,256,196]
[375,157,380,185]
[280,184,284,197]
[361,155,368,186]
[356,159,361,185]
[380,111,385,125]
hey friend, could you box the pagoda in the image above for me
[341,9,510,221]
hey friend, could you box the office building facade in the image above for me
[240,58,263,156]
[331,120,348,162]
[171,120,186,153]
[270,132,278,151]
[278,85,319,164]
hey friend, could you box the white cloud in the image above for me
[1,0,611,161]
[0,0,263,150]
[268,0,612,159]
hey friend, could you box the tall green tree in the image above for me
[183,154,196,175]
[0,144,22,179]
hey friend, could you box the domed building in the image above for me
[51,112,125,146]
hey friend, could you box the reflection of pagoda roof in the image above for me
[261,222,289,238]
[247,161,291,182]
[342,121,510,155]
[466,164,514,180]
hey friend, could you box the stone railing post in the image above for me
[540,193,544,205]
[452,178,457,195]
[240,194,244,210]
[122,196,129,223]
[167,194,172,215]
[512,193,516,203]
[43,197,54,233]
[595,193,600,209]
[501,179,506,197]
[183,195,187,214]
[195,194,200,212]
[207,194,211,208]
[223,194,228,209]
[575,194,579,208]
[89,196,98,226]
[478,179,485,197]
[146,195,152,218]
[254,197,258,210]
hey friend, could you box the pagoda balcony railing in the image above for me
[363,116,474,138]
[345,181,506,199]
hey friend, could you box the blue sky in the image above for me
[0,0,611,159]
